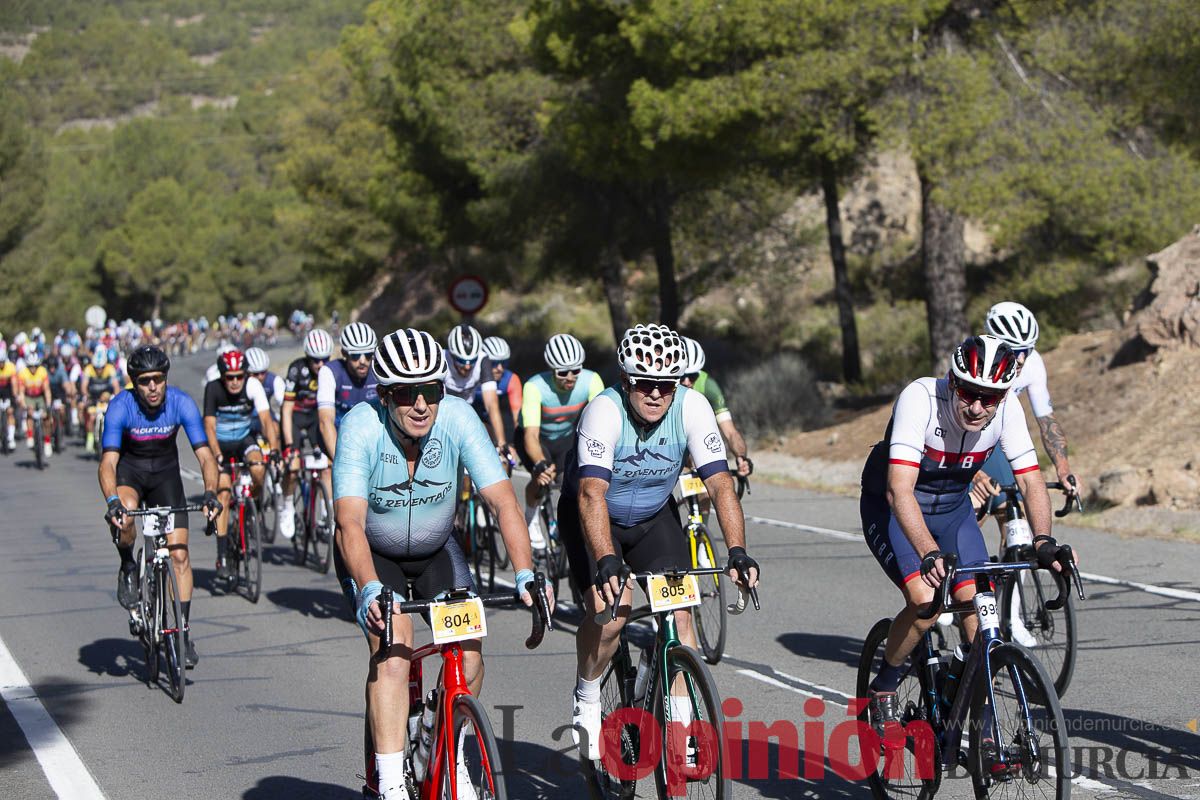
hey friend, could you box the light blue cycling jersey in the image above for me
[564,385,727,527]
[334,395,508,558]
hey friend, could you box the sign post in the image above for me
[447,275,489,318]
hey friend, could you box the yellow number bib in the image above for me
[430,597,487,644]
[677,475,706,498]
[648,574,702,612]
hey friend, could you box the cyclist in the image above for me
[334,328,549,800]
[515,333,603,551]
[317,321,378,458]
[245,346,285,424]
[45,353,73,448]
[0,348,16,450]
[81,348,121,451]
[972,302,1083,512]
[99,346,222,668]
[443,323,512,458]
[680,337,752,478]
[474,336,522,446]
[16,351,52,456]
[859,335,1079,731]
[279,329,333,540]
[561,323,760,758]
[203,350,278,582]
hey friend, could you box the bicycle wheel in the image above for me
[310,479,333,574]
[690,526,726,665]
[442,693,508,800]
[291,482,309,567]
[242,500,263,603]
[34,416,44,470]
[651,645,729,800]
[260,469,278,544]
[540,504,562,601]
[473,501,497,594]
[856,618,940,800]
[583,643,638,800]
[1000,571,1076,702]
[52,413,63,453]
[140,554,158,685]
[968,643,1069,800]
[160,561,186,703]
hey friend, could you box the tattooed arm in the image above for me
[1036,414,1081,497]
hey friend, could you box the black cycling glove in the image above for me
[727,546,760,587]
[920,550,947,580]
[202,490,222,517]
[105,497,127,526]
[1033,536,1073,571]
[594,554,625,595]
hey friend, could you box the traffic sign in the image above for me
[447,275,489,316]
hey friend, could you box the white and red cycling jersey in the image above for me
[861,377,1039,514]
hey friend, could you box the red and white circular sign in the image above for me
[447,275,489,315]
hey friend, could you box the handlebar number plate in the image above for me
[974,592,1001,634]
[649,574,702,612]
[677,475,706,498]
[430,597,487,644]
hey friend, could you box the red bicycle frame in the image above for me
[227,460,254,556]
[416,641,494,800]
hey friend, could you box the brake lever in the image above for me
[592,567,632,626]
[375,586,394,661]
[915,554,958,620]
[525,573,551,650]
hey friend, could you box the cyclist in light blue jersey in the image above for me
[334,328,552,800]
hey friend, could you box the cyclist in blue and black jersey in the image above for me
[473,336,522,446]
[280,328,333,540]
[99,346,221,669]
[317,322,378,459]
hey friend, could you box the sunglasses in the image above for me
[136,374,166,387]
[629,376,678,396]
[347,352,372,362]
[682,372,700,383]
[1011,347,1031,358]
[452,356,477,368]
[384,382,445,406]
[492,361,508,371]
[554,368,581,378]
[952,382,1004,408]
[224,372,246,381]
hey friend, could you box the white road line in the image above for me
[0,635,107,800]
[747,513,1200,603]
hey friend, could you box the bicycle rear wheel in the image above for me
[160,561,186,703]
[968,643,1069,800]
[1001,571,1076,702]
[310,479,333,573]
[652,645,729,800]
[583,643,638,800]
[34,416,44,470]
[856,618,940,800]
[443,693,508,800]
[540,503,562,601]
[242,500,263,603]
[690,526,726,665]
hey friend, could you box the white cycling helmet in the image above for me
[483,336,511,362]
[245,347,270,373]
[25,351,40,367]
[949,335,1018,392]
[985,301,1039,350]
[446,323,483,362]
[304,328,333,359]
[217,342,235,356]
[545,333,585,370]
[374,328,447,385]
[618,324,686,378]
[93,349,108,368]
[339,321,377,355]
[682,337,706,373]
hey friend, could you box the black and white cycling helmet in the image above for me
[949,335,1018,392]
[985,301,1039,350]
[304,328,333,359]
[127,345,171,377]
[245,347,269,373]
[374,328,447,385]
[545,333,585,370]
[618,324,686,378]
[339,321,377,355]
[483,336,511,362]
[682,337,706,373]
[446,323,483,362]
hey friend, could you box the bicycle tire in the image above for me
[139,552,158,685]
[1000,570,1076,702]
[160,560,186,703]
[311,479,333,574]
[260,469,278,544]
[582,643,638,800]
[967,642,1070,800]
[34,416,44,470]
[478,501,497,594]
[690,526,726,665]
[856,617,940,800]
[242,500,263,603]
[540,502,562,601]
[52,413,63,453]
[650,645,730,800]
[442,693,508,800]
[291,483,308,567]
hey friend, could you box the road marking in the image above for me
[747,513,1200,603]
[0,634,107,799]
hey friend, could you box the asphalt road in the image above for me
[1,348,1197,799]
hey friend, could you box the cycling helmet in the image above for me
[127,345,171,377]
[44,355,59,371]
[25,351,40,367]
[339,321,377,355]
[682,337,706,373]
[617,324,686,378]
[545,333,585,370]
[93,349,108,368]
[949,335,1018,392]
[446,323,483,362]
[483,336,511,362]
[217,342,235,357]
[985,301,1040,350]
[218,349,247,376]
[60,343,74,358]
[374,328,447,385]
[31,327,42,340]
[244,347,269,373]
[304,328,333,359]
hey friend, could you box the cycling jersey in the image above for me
[473,370,521,428]
[0,362,16,399]
[860,377,1039,515]
[333,396,507,559]
[519,370,604,440]
[564,385,727,527]
[203,377,269,443]
[17,366,49,397]
[102,386,208,469]
[83,364,118,401]
[690,371,731,422]
[283,357,322,415]
[443,354,495,401]
[1011,349,1052,418]
[47,363,69,401]
[317,359,378,426]
[261,370,284,415]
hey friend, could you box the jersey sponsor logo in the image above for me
[371,477,453,508]
[421,438,444,469]
[615,447,676,477]
[583,434,606,459]
[704,433,721,453]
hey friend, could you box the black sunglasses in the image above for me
[554,368,581,378]
[136,373,166,387]
[347,352,373,362]
[629,376,678,395]
[383,382,445,406]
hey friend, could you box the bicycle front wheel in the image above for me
[652,645,730,800]
[1001,570,1076,701]
[260,469,278,544]
[242,500,263,603]
[160,561,186,703]
[690,526,726,665]
[34,417,44,470]
[443,693,508,800]
[310,479,333,574]
[139,554,158,685]
[968,642,1070,800]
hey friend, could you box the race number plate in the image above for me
[974,592,1001,634]
[677,475,706,498]
[648,574,702,612]
[430,597,487,644]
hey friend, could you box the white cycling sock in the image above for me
[669,696,694,728]
[376,750,407,795]
[575,674,602,705]
[5,424,13,439]
[282,494,294,510]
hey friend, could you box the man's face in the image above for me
[625,375,677,424]
[553,367,580,392]
[223,371,247,396]
[346,351,372,379]
[136,372,167,408]
[950,378,1004,432]
[382,382,444,439]
[1012,349,1029,378]
[453,356,475,378]
[491,362,506,382]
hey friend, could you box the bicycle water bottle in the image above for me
[633,649,652,701]
[412,689,437,782]
[939,645,969,709]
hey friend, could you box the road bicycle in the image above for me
[126,505,209,703]
[530,473,577,607]
[583,566,758,800]
[90,393,111,458]
[290,431,333,573]
[215,458,264,603]
[51,398,67,453]
[675,471,726,665]
[857,552,1085,800]
[459,470,501,594]
[368,574,552,799]
[29,405,47,470]
[0,399,11,455]
[258,447,284,544]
